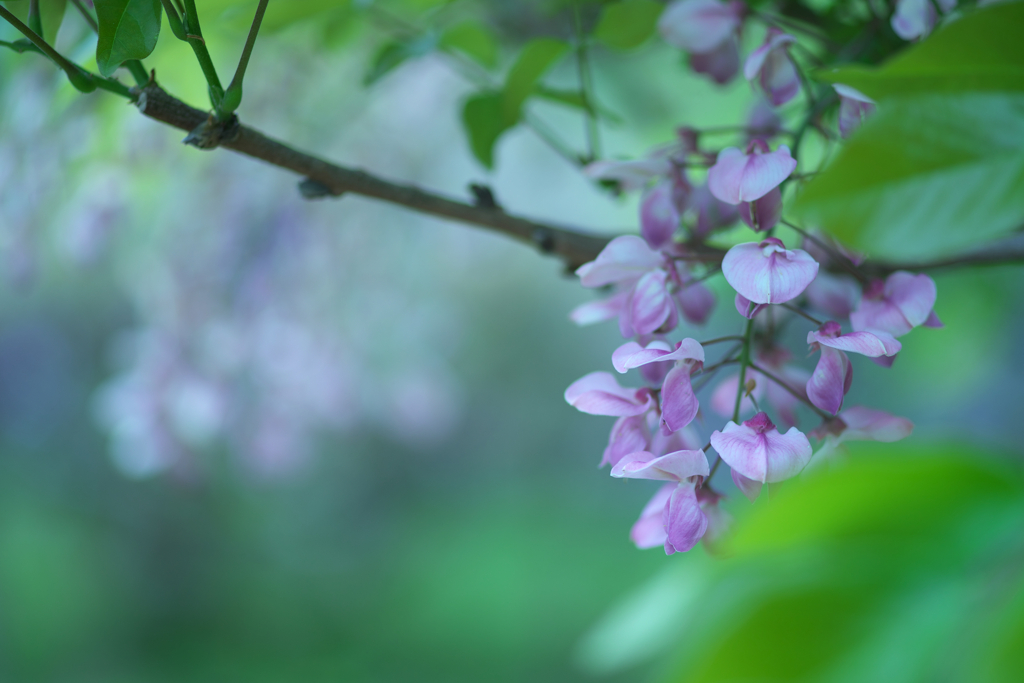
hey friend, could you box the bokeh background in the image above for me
[1,1,1022,681]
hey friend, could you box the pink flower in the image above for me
[658,0,744,53]
[850,272,941,338]
[891,0,957,41]
[690,184,740,239]
[675,277,716,325]
[833,84,876,138]
[744,29,800,107]
[612,339,705,433]
[734,293,768,319]
[690,38,741,84]
[710,411,813,483]
[722,237,819,305]
[805,271,862,320]
[738,186,781,232]
[640,181,680,251]
[805,322,901,415]
[707,141,797,205]
[571,236,680,337]
[601,414,651,467]
[565,371,655,416]
[807,407,913,471]
[612,449,711,554]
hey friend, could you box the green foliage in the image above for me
[94,0,162,77]
[1,0,66,43]
[581,445,1024,683]
[593,0,663,50]
[816,2,1024,97]
[364,33,438,85]
[461,37,569,168]
[440,20,498,69]
[794,3,1024,261]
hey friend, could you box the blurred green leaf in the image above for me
[816,3,1024,98]
[440,20,498,69]
[502,37,569,121]
[533,85,623,122]
[792,93,1024,260]
[593,0,663,50]
[2,0,66,43]
[462,90,513,168]
[363,33,437,86]
[654,446,1024,683]
[94,0,161,77]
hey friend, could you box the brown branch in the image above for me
[134,84,610,271]
[132,84,1024,278]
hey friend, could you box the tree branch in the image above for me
[132,84,1024,278]
[134,84,610,270]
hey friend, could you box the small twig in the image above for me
[749,362,830,420]
[69,0,98,32]
[780,303,824,326]
[699,336,745,346]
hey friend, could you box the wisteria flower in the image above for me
[565,371,655,416]
[601,413,651,467]
[806,322,901,415]
[891,0,957,41]
[722,237,819,305]
[744,29,800,107]
[707,141,796,205]
[613,339,705,432]
[850,271,941,338]
[711,411,813,484]
[690,184,740,239]
[807,406,914,471]
[805,271,862,320]
[675,277,716,325]
[572,236,678,337]
[612,449,710,554]
[833,84,876,138]
[738,186,781,232]
[640,181,680,251]
[659,0,745,83]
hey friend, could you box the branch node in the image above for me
[469,183,500,210]
[182,112,240,150]
[298,178,339,200]
[532,228,556,254]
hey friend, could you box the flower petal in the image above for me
[661,365,700,432]
[807,347,851,415]
[630,484,673,549]
[710,421,812,482]
[576,235,663,288]
[569,290,630,326]
[640,181,679,250]
[664,482,708,554]
[583,158,673,191]
[808,328,901,357]
[611,449,710,482]
[601,414,651,467]
[626,269,675,336]
[887,271,937,328]
[722,240,819,304]
[690,36,741,84]
[805,272,861,319]
[612,338,704,373]
[675,280,716,325]
[837,406,913,442]
[658,0,742,53]
[731,467,763,501]
[565,371,653,416]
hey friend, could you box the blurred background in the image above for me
[0,1,1022,681]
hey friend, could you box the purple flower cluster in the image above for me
[567,116,938,554]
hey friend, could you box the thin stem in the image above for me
[181,0,225,113]
[572,5,600,162]
[780,302,824,326]
[0,5,96,92]
[749,362,830,420]
[69,0,98,32]
[732,317,756,423]
[160,0,188,41]
[699,335,745,346]
[222,0,269,114]
[754,10,836,48]
[780,219,869,284]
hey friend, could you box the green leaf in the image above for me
[815,2,1024,98]
[363,34,437,86]
[502,37,569,122]
[593,0,663,50]
[2,0,66,42]
[533,85,622,122]
[440,21,498,69]
[462,91,515,169]
[94,0,162,77]
[792,93,1024,260]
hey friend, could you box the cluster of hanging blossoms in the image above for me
[565,0,942,555]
